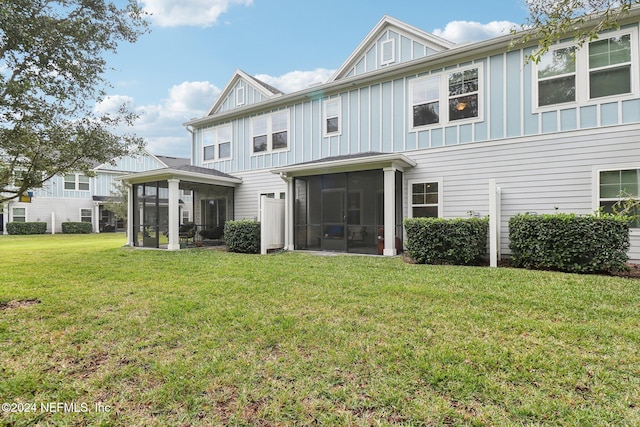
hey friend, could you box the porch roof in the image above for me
[270,152,416,177]
[117,164,242,187]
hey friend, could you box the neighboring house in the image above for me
[121,14,640,262]
[1,150,192,234]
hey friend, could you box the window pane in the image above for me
[203,129,215,146]
[449,68,478,96]
[412,194,425,204]
[413,206,438,218]
[539,76,576,106]
[78,175,89,191]
[64,175,76,190]
[218,125,231,142]
[326,99,340,117]
[449,94,478,121]
[203,145,215,161]
[272,131,288,149]
[218,142,231,159]
[253,116,268,135]
[13,208,25,216]
[413,77,439,104]
[413,102,439,126]
[538,47,576,78]
[589,35,631,68]
[326,117,339,134]
[272,111,288,132]
[620,169,639,194]
[590,66,631,98]
[253,135,267,153]
[81,209,92,222]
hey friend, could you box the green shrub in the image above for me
[404,217,489,265]
[224,220,260,254]
[61,222,93,234]
[509,213,630,273]
[6,222,47,235]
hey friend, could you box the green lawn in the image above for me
[1,234,639,426]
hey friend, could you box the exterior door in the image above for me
[321,188,346,251]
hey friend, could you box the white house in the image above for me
[121,13,640,261]
[2,150,192,234]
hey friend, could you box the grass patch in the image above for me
[1,234,639,425]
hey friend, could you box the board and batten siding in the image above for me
[403,124,640,262]
[197,28,640,178]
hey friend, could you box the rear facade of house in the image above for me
[171,14,639,261]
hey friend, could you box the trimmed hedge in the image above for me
[224,220,261,254]
[509,213,630,273]
[6,222,47,235]
[404,217,489,265]
[61,222,93,234]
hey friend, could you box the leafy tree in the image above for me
[0,0,148,203]
[514,0,638,62]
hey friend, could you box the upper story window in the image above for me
[410,64,482,130]
[589,34,632,98]
[203,124,232,162]
[64,174,89,191]
[537,46,576,106]
[324,98,342,136]
[535,28,636,109]
[412,76,440,127]
[381,39,395,66]
[252,110,289,154]
[236,86,245,107]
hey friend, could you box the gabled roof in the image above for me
[329,15,456,82]
[207,69,283,116]
[155,155,190,168]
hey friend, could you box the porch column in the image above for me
[167,179,180,251]
[2,202,8,235]
[285,176,295,251]
[94,203,100,233]
[126,183,134,247]
[383,166,397,256]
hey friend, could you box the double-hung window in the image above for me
[324,98,341,136]
[410,65,482,129]
[599,168,639,228]
[12,207,26,222]
[64,174,89,191]
[412,76,440,127]
[537,46,576,106]
[252,110,289,154]
[448,68,479,121]
[203,124,232,162]
[80,208,92,223]
[409,180,442,218]
[536,28,636,109]
[589,34,632,99]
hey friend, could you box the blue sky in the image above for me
[99,0,531,158]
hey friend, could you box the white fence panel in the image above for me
[260,196,285,254]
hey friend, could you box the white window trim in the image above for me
[250,110,290,155]
[202,124,233,163]
[380,39,395,66]
[534,27,639,112]
[409,63,484,131]
[592,164,640,235]
[11,206,27,222]
[64,173,90,192]
[407,178,444,219]
[236,86,245,107]
[80,208,92,223]
[323,97,342,137]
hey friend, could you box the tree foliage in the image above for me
[514,0,638,62]
[0,0,148,203]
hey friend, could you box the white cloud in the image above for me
[95,81,220,158]
[433,20,517,43]
[141,0,253,28]
[254,68,336,94]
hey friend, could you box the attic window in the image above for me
[236,86,245,107]
[381,39,395,65]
